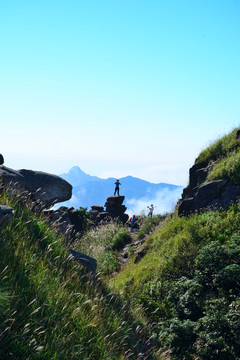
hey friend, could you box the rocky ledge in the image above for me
[0,165,72,210]
[89,196,129,225]
[178,162,240,216]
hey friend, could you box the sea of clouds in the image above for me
[125,187,183,216]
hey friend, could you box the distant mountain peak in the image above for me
[68,166,87,175]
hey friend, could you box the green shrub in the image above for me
[75,223,130,275]
[98,251,120,275]
[159,318,197,358]
[196,299,237,360]
[136,214,165,240]
[111,228,131,250]
[168,277,204,321]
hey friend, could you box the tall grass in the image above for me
[196,127,240,165]
[0,191,156,360]
[206,149,240,183]
[74,222,131,275]
[136,214,167,240]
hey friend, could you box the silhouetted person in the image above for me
[114,179,121,196]
[0,154,4,165]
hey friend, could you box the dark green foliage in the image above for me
[168,278,204,321]
[158,236,240,359]
[76,206,89,233]
[98,251,120,275]
[111,228,131,250]
[159,319,197,358]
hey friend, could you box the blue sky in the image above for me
[0,0,239,185]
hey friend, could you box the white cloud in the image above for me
[126,187,183,216]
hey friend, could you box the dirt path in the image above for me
[117,228,145,268]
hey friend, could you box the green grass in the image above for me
[196,127,240,165]
[0,191,155,360]
[194,127,240,184]
[136,214,166,240]
[2,127,240,360]
[74,222,131,275]
[206,149,240,183]
[110,203,240,359]
[112,205,240,297]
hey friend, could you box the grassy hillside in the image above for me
[109,128,240,359]
[110,207,240,358]
[0,191,155,360]
[196,127,240,183]
[1,127,240,360]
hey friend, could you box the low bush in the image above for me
[157,236,240,359]
[136,214,166,240]
[75,222,130,275]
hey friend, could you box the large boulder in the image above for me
[89,196,129,225]
[45,206,86,241]
[68,249,97,274]
[105,196,129,222]
[178,161,240,216]
[0,154,4,165]
[0,205,14,225]
[0,166,72,209]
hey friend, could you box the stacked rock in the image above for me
[89,196,129,225]
[105,196,129,223]
[89,205,111,225]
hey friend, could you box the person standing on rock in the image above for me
[114,179,121,196]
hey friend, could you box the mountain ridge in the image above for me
[59,166,184,214]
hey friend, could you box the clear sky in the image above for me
[1,0,239,185]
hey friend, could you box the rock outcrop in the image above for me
[89,196,129,225]
[105,196,128,222]
[45,206,85,241]
[0,166,72,209]
[178,162,240,216]
[0,205,14,225]
[68,249,97,274]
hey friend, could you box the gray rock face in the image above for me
[89,196,129,225]
[134,248,147,263]
[0,154,4,165]
[178,161,240,216]
[68,249,97,274]
[104,196,129,223]
[0,205,14,225]
[45,206,85,241]
[0,166,72,209]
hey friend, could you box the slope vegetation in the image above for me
[196,127,240,183]
[0,191,154,360]
[110,128,240,360]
